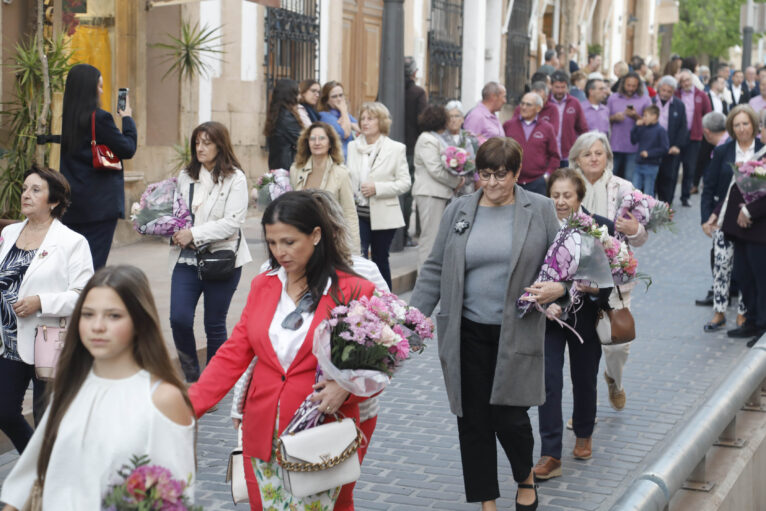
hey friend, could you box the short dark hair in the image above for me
[644,105,660,117]
[585,78,603,98]
[551,70,569,85]
[588,53,600,62]
[23,164,71,219]
[476,137,522,177]
[547,168,586,201]
[418,105,447,132]
[530,71,549,85]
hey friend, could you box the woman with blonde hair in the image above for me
[290,121,360,252]
[347,101,411,289]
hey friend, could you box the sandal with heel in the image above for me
[515,482,538,511]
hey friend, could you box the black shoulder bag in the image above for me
[189,183,241,281]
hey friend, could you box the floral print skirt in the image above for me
[251,407,340,511]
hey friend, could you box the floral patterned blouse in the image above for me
[0,245,37,361]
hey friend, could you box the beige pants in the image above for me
[415,195,449,267]
[603,289,632,391]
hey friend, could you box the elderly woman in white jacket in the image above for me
[347,101,411,289]
[170,122,252,382]
[570,131,648,413]
[0,165,93,454]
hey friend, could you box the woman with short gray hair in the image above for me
[442,100,479,196]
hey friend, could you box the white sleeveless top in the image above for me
[0,369,196,510]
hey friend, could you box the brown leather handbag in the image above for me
[607,307,636,344]
[90,111,122,170]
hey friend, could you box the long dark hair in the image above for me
[36,266,194,482]
[61,64,102,154]
[264,79,302,136]
[186,121,242,182]
[262,191,356,311]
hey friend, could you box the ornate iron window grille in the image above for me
[264,0,320,97]
[427,0,463,105]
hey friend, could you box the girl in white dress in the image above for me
[1,265,196,511]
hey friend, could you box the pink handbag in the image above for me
[34,319,67,380]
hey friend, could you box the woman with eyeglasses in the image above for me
[189,191,376,511]
[410,137,567,511]
[297,79,322,128]
[319,81,359,159]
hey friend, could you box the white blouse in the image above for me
[1,369,196,510]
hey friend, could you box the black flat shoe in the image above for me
[695,293,714,306]
[516,483,538,511]
[681,199,692,207]
[703,318,726,332]
[728,324,761,338]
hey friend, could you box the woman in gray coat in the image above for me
[410,137,566,511]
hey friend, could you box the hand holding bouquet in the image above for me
[441,145,476,196]
[131,177,192,237]
[102,455,200,511]
[615,190,675,233]
[254,168,292,210]
[733,159,766,203]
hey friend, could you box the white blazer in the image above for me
[0,219,94,364]
[169,168,253,274]
[347,136,411,231]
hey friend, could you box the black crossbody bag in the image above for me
[190,183,241,281]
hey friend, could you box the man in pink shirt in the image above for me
[503,92,560,195]
[463,82,507,145]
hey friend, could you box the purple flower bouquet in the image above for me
[615,190,675,233]
[285,290,433,434]
[255,168,292,211]
[516,212,614,318]
[131,178,192,237]
[733,159,766,203]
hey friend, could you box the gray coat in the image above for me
[409,186,561,417]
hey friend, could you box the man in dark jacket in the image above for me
[675,69,712,207]
[653,75,689,204]
[403,56,427,244]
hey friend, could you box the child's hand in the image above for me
[640,150,648,158]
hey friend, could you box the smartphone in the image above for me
[118,88,129,111]
[626,104,635,110]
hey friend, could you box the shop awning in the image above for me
[147,0,279,9]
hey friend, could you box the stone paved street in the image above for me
[0,191,756,510]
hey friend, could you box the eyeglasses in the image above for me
[330,93,344,99]
[478,169,512,181]
[309,136,328,142]
[309,88,321,94]
[448,113,463,119]
[281,293,314,330]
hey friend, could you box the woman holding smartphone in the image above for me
[60,64,137,270]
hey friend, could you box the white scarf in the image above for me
[580,167,612,217]
[353,135,384,205]
[192,168,216,221]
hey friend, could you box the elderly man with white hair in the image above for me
[653,75,689,203]
[674,69,712,206]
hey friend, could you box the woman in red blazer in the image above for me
[189,191,375,511]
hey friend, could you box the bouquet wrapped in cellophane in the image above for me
[130,177,192,237]
[615,189,675,233]
[732,159,766,204]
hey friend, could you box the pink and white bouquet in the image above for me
[517,212,614,318]
[442,145,476,196]
[733,159,766,203]
[286,290,433,433]
[601,234,644,286]
[102,455,199,511]
[131,177,192,237]
[615,190,675,233]
[254,168,292,210]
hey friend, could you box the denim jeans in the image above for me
[170,263,242,382]
[632,163,660,196]
[359,217,396,290]
[613,152,637,181]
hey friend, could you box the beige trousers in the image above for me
[415,195,449,268]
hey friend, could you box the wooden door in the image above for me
[342,0,384,117]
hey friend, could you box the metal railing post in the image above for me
[714,415,746,448]
[681,455,714,492]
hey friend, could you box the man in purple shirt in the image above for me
[463,82,506,145]
[748,67,766,113]
[607,71,651,181]
[581,78,610,135]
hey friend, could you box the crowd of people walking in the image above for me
[1,46,765,511]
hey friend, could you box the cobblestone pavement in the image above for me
[0,192,756,510]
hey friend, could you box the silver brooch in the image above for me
[454,219,470,234]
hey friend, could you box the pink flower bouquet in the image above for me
[131,178,192,237]
[285,290,433,433]
[733,159,766,203]
[442,145,477,196]
[517,212,614,318]
[615,190,675,233]
[102,455,199,511]
[255,168,292,211]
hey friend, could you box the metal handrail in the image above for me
[611,335,766,510]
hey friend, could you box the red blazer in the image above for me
[674,88,712,142]
[189,270,376,461]
[503,116,560,183]
[551,95,589,159]
[514,103,559,135]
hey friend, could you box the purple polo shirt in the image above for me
[521,117,538,140]
[581,100,610,135]
[607,92,651,153]
[749,94,766,113]
[551,94,568,152]
[658,97,672,131]
[681,90,695,130]
[464,102,504,144]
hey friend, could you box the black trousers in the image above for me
[0,357,47,453]
[457,317,534,502]
[66,218,118,270]
[695,139,715,189]
[679,140,701,202]
[538,299,602,459]
[520,176,547,196]
[733,240,766,331]
[655,153,681,204]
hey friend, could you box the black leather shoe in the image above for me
[516,483,538,511]
[681,199,692,207]
[704,318,726,332]
[695,291,714,306]
[727,324,760,338]
[747,336,760,348]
